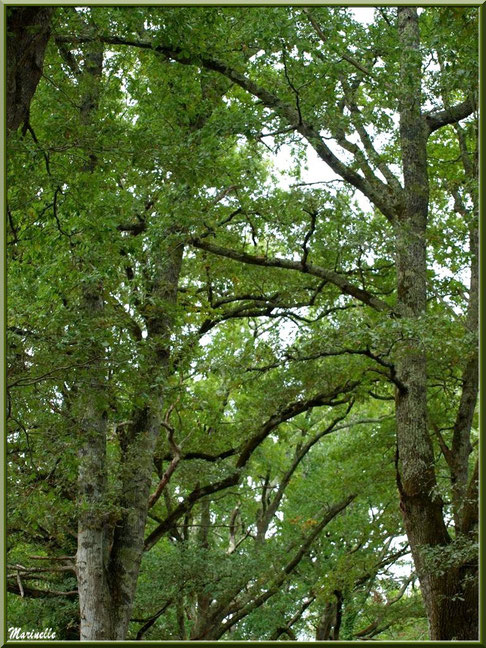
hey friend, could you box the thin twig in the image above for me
[16,572,24,598]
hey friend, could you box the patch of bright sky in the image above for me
[350,7,376,25]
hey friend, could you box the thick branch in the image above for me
[236,383,357,469]
[191,238,393,314]
[144,472,240,551]
[425,97,475,136]
[135,599,173,640]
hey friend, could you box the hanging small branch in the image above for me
[301,209,318,269]
[148,403,182,509]
[282,44,303,125]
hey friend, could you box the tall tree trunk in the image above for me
[436,65,479,538]
[76,237,184,639]
[7,7,53,132]
[72,40,185,639]
[76,287,113,640]
[71,41,116,641]
[81,234,184,640]
[332,590,343,640]
[450,221,478,533]
[395,8,477,640]
[61,14,183,633]
[110,233,184,639]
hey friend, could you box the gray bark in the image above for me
[450,220,478,533]
[76,288,113,640]
[190,498,212,639]
[72,43,114,641]
[76,237,183,640]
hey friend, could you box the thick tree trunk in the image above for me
[114,235,184,639]
[315,590,342,640]
[332,590,343,640]
[80,237,184,640]
[107,421,161,639]
[395,8,477,640]
[76,290,114,640]
[72,43,115,642]
[77,425,113,640]
[315,600,336,640]
[7,7,53,132]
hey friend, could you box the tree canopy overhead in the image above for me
[6,5,478,642]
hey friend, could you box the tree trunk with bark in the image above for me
[315,601,335,640]
[73,42,115,641]
[315,590,342,640]
[395,8,478,640]
[7,7,53,132]
[76,289,113,639]
[76,235,184,640]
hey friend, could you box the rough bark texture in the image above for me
[73,41,113,641]
[76,288,113,640]
[108,240,183,640]
[76,238,183,640]
[395,8,477,640]
[7,7,53,132]
[84,237,183,641]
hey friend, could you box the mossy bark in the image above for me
[395,8,477,640]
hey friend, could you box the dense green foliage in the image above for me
[7,6,477,641]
